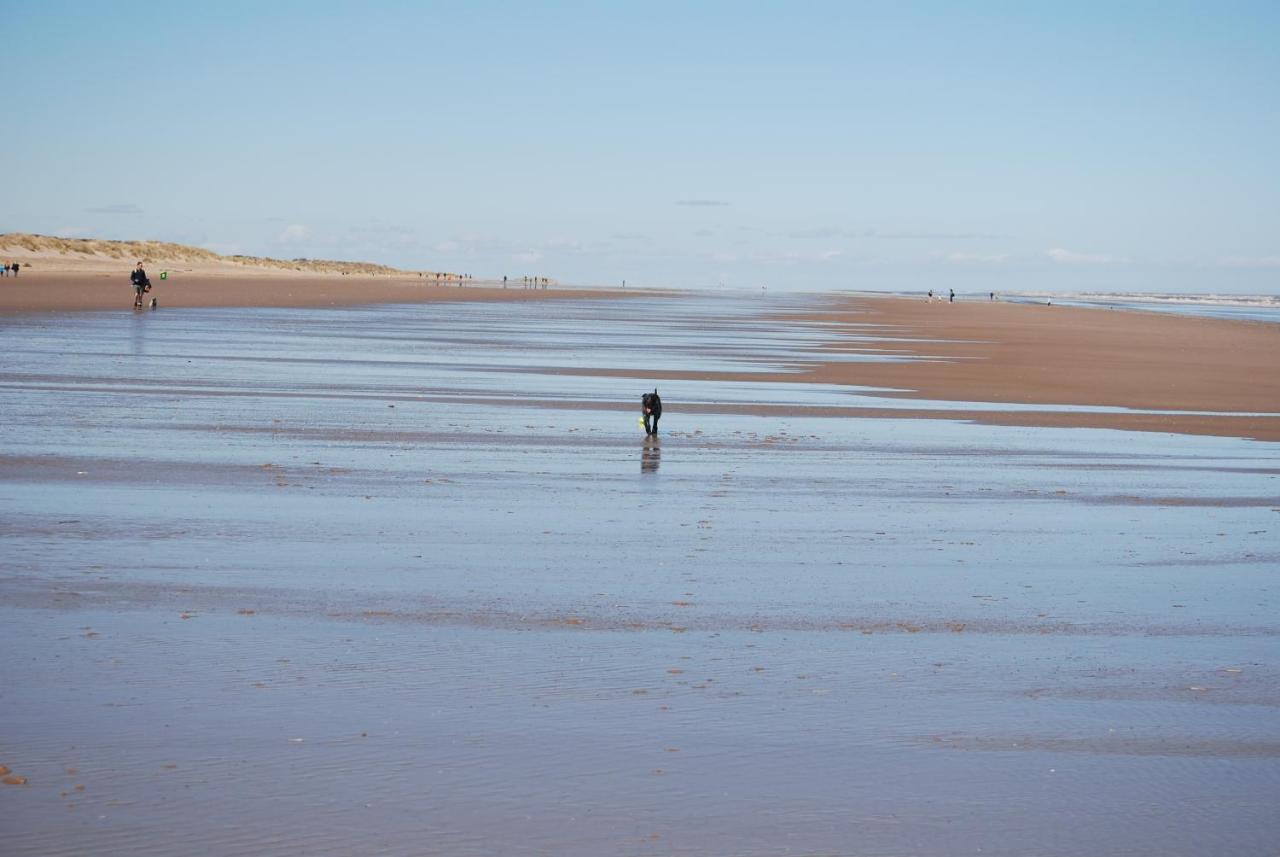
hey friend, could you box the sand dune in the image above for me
[0,232,467,278]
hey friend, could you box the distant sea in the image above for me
[1003,293,1280,323]
[841,289,1280,324]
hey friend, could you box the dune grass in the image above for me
[0,233,429,276]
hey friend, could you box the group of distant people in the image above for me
[420,272,473,286]
[926,289,997,303]
[1,262,20,276]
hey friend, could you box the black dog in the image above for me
[642,389,662,436]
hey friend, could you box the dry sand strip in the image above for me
[801,296,1280,415]
[804,296,1280,441]
[0,272,634,313]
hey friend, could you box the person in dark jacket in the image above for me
[131,262,152,308]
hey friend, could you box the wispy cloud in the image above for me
[788,226,1001,240]
[676,199,729,207]
[1046,247,1129,264]
[276,224,311,243]
[86,203,142,215]
[347,220,415,238]
[512,250,543,264]
[788,227,850,239]
[1221,255,1280,269]
[948,252,1009,264]
[544,238,583,251]
[867,228,1000,240]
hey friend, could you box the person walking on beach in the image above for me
[131,262,151,308]
[949,288,955,303]
[9,262,18,277]
[1,263,7,277]
[927,289,933,303]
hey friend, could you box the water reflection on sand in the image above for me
[2,294,1278,856]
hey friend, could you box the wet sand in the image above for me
[0,271,631,313]
[4,275,1275,440]
[808,296,1280,437]
[553,295,1280,441]
[2,293,1278,855]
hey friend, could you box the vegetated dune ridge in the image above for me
[0,232,433,277]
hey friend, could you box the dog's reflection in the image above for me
[641,438,661,474]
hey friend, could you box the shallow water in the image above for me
[2,294,1278,855]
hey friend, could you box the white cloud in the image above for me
[276,224,310,243]
[433,240,459,253]
[86,203,142,215]
[820,249,844,260]
[1221,255,1280,269]
[512,250,542,264]
[948,252,1008,264]
[1046,247,1129,265]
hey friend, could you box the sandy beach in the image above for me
[9,2,1279,851]
[0,270,625,313]
[2,288,1278,855]
[3,270,1276,441]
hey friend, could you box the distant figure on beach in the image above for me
[990,292,995,301]
[9,262,18,277]
[503,275,507,288]
[1,263,7,277]
[927,289,933,303]
[641,389,662,436]
[949,289,955,303]
[131,262,151,309]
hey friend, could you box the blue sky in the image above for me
[4,1,1278,292]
